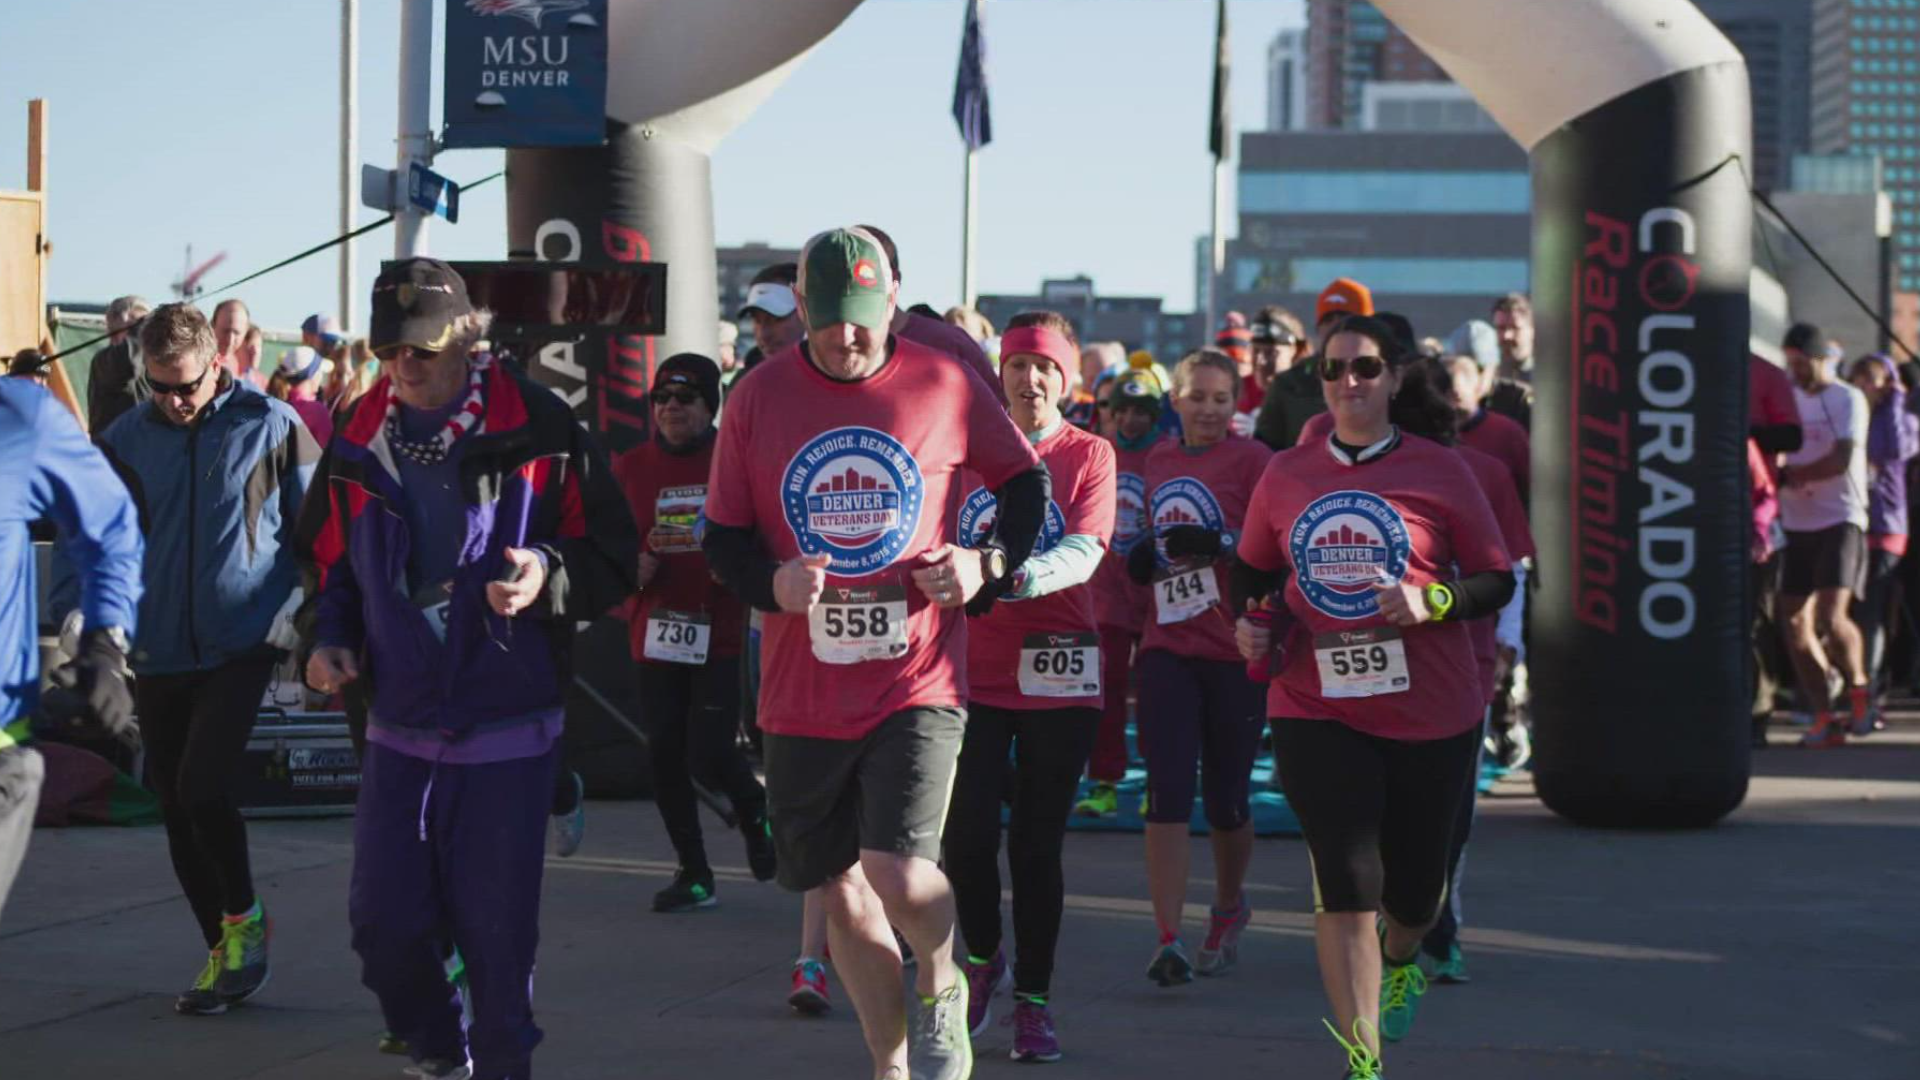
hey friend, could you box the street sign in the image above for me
[443,0,610,149]
[407,162,460,224]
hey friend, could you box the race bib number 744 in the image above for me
[1153,560,1220,625]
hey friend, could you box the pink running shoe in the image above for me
[962,949,1010,1036]
[1008,998,1062,1063]
[788,958,830,1016]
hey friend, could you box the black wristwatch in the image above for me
[977,545,1011,585]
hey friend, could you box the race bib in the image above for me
[1153,560,1220,625]
[413,580,454,644]
[643,610,711,665]
[809,582,910,665]
[1313,626,1411,698]
[1018,632,1101,698]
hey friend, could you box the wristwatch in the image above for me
[977,545,1011,585]
[1423,582,1456,622]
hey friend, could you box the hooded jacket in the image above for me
[300,361,637,741]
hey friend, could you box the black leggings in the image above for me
[1270,717,1479,928]
[636,656,764,872]
[943,703,1100,998]
[135,654,277,948]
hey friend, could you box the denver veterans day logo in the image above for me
[1289,489,1411,619]
[956,487,1066,552]
[783,427,926,573]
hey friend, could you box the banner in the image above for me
[443,0,609,149]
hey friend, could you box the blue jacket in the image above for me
[0,382,143,738]
[98,375,317,676]
[300,362,637,743]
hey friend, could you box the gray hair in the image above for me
[106,294,151,332]
[445,309,495,361]
[138,303,217,369]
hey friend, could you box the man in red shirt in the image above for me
[1444,354,1530,503]
[703,227,1050,1080]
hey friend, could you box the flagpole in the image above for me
[1208,157,1225,333]
[963,147,980,309]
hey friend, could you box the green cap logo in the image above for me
[799,227,893,333]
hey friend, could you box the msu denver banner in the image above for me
[444,0,609,149]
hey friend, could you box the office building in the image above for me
[1699,0,1812,193]
[1219,129,1530,337]
[717,241,799,325]
[1812,0,1920,290]
[977,277,1205,367]
[1267,29,1307,131]
[1359,82,1498,132]
[1304,0,1448,130]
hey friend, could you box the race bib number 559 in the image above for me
[1313,626,1410,698]
[809,582,911,665]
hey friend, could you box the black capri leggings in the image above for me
[636,655,765,873]
[1135,649,1266,829]
[1270,717,1480,927]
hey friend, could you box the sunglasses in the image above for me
[1319,354,1388,382]
[147,365,214,398]
[650,388,702,406]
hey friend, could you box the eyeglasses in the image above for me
[147,365,214,398]
[649,388,702,406]
[1319,354,1387,383]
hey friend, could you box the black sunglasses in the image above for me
[650,388,702,406]
[1319,354,1387,383]
[147,365,214,398]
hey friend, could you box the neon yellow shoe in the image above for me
[1324,1017,1384,1079]
[215,902,271,1006]
[175,950,226,1016]
[1074,782,1118,818]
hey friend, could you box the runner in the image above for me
[92,302,318,1016]
[1122,349,1273,986]
[1078,371,1164,818]
[1230,314,1513,1079]
[304,258,637,1080]
[943,311,1116,1062]
[0,378,142,922]
[613,352,777,911]
[703,227,1049,1080]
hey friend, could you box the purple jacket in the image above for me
[1864,354,1920,538]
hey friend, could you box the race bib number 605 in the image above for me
[1018,632,1101,698]
[809,582,911,665]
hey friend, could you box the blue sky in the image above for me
[0,0,1302,334]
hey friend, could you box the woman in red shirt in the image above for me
[613,354,777,912]
[1231,316,1513,1080]
[1122,349,1274,986]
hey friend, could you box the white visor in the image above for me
[738,282,797,319]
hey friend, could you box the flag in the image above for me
[1209,0,1230,160]
[953,0,992,151]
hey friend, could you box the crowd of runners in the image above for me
[1,220,1906,1080]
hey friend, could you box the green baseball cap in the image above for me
[798,227,893,332]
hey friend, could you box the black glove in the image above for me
[1126,540,1158,585]
[40,629,137,749]
[964,577,1008,618]
[1163,525,1223,561]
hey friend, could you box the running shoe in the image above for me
[402,1060,473,1079]
[962,949,1010,1036]
[740,808,777,882]
[1195,901,1251,976]
[377,1031,410,1055]
[1378,954,1428,1042]
[652,867,717,913]
[1074,782,1118,818]
[1323,1017,1384,1079]
[175,950,227,1016]
[908,980,973,1080]
[215,902,271,1006]
[1799,717,1847,749]
[1421,942,1470,984]
[552,770,587,858]
[788,958,831,1016]
[1008,996,1062,1063]
[1145,940,1193,987]
[1848,704,1884,738]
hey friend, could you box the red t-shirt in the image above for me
[1238,434,1510,740]
[1457,409,1530,504]
[958,423,1116,710]
[1749,353,1797,484]
[1093,440,1157,634]
[614,436,745,662]
[704,338,1041,739]
[1140,435,1275,663]
[1458,444,1531,705]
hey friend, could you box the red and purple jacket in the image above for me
[299,361,638,743]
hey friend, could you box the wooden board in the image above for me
[0,190,45,358]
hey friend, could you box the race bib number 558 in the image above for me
[809,582,911,665]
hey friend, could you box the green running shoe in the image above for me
[1323,1017,1384,1079]
[377,1031,411,1055]
[174,950,226,1016]
[1421,942,1469,984]
[1074,782,1118,818]
[215,903,271,1006]
[652,867,717,913]
[1378,956,1427,1042]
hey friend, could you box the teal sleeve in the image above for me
[1006,534,1105,601]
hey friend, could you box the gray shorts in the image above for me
[761,707,965,892]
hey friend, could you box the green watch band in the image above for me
[1424,582,1455,621]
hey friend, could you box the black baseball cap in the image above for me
[371,258,473,357]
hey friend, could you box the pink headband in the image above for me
[999,326,1077,386]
